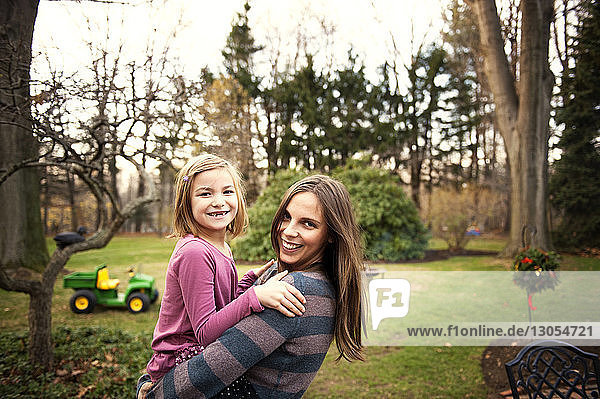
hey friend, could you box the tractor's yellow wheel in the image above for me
[69,290,96,314]
[129,297,143,312]
[127,292,149,313]
[75,296,89,310]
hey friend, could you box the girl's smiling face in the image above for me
[277,192,329,270]
[191,168,238,238]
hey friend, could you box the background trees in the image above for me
[550,0,600,249]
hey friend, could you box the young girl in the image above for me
[145,154,307,384]
[143,175,364,399]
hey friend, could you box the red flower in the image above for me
[522,257,533,264]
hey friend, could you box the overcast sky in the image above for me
[34,0,448,84]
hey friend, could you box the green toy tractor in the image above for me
[63,264,159,314]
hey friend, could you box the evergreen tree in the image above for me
[373,45,447,209]
[323,51,373,170]
[550,0,600,249]
[442,0,491,185]
[269,54,373,172]
[269,57,327,170]
[220,1,263,201]
[221,1,263,97]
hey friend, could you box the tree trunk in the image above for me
[42,167,49,235]
[469,0,554,256]
[108,156,120,220]
[67,171,78,231]
[410,155,422,210]
[135,176,145,232]
[0,0,47,271]
[28,287,53,369]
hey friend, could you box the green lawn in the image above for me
[1,234,598,398]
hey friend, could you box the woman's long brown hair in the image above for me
[270,175,364,361]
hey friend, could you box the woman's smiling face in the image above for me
[277,192,329,270]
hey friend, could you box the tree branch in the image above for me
[0,267,41,295]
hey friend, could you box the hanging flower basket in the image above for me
[513,246,560,294]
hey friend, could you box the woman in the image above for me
[142,175,364,398]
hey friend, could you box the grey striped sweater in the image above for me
[147,270,336,399]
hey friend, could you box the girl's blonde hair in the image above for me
[172,154,248,239]
[270,175,364,361]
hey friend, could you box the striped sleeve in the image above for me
[147,275,301,399]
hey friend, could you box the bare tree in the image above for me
[0,46,163,365]
[0,124,158,370]
[0,0,203,369]
[466,0,554,255]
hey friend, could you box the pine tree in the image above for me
[550,0,600,249]
[221,1,263,97]
[219,1,263,201]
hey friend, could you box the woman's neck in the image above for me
[280,261,325,273]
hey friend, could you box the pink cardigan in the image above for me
[146,234,262,381]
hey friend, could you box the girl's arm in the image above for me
[236,259,275,295]
[178,244,263,348]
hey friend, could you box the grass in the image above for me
[1,234,599,398]
[427,236,508,252]
[309,346,486,398]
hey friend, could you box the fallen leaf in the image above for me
[56,369,68,377]
[77,385,95,398]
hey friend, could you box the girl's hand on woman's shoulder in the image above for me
[253,270,306,317]
[251,259,275,277]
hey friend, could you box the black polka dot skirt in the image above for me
[213,375,259,398]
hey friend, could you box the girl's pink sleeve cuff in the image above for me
[246,286,264,313]
[237,270,259,295]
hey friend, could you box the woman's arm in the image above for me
[147,292,299,398]
[147,272,334,399]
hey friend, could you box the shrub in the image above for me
[233,164,428,262]
[232,169,307,261]
[332,163,428,261]
[428,185,505,252]
[0,327,152,398]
